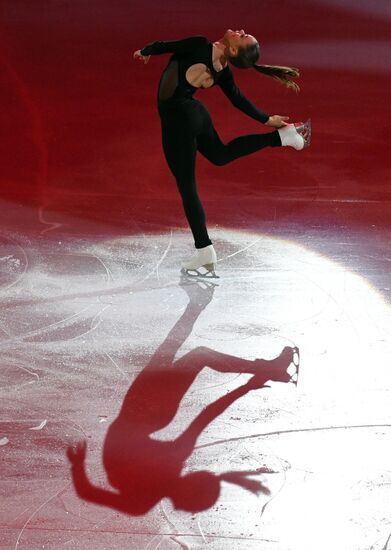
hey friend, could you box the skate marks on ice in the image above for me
[2,229,391,548]
[67,276,298,517]
[62,232,391,549]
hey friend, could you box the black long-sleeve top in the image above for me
[140,36,270,123]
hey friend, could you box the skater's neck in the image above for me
[212,41,228,70]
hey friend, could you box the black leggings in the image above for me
[159,98,281,249]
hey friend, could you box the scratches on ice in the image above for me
[38,206,63,234]
[141,230,173,284]
[103,351,132,382]
[12,364,40,381]
[29,420,47,431]
[14,482,71,549]
[217,237,261,263]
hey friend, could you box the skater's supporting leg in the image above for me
[161,118,212,249]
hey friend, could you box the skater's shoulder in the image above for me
[181,35,209,44]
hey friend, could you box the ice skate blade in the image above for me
[249,345,300,390]
[294,118,311,149]
[288,346,300,387]
[181,263,219,279]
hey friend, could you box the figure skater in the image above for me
[133,29,310,276]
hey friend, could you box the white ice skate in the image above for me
[278,119,311,150]
[181,244,219,278]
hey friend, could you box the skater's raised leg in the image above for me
[174,345,299,456]
[175,345,299,385]
[197,123,281,166]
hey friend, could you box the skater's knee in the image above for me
[182,346,210,363]
[213,156,229,167]
[200,144,230,166]
[191,345,212,358]
[208,151,230,166]
[193,345,209,353]
[185,346,208,357]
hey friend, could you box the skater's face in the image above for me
[223,29,258,54]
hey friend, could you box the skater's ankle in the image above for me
[272,130,282,147]
[195,243,213,250]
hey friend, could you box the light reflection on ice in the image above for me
[1,228,390,549]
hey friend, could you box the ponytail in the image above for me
[228,42,301,92]
[253,64,300,92]
[219,470,272,495]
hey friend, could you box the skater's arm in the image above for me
[218,66,270,124]
[67,441,127,512]
[69,461,127,509]
[138,36,207,57]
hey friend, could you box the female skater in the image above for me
[133,29,310,276]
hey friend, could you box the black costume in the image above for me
[140,36,281,248]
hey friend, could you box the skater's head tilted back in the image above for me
[222,29,300,92]
[170,471,220,512]
[170,469,271,512]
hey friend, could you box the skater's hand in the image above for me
[133,50,150,64]
[265,115,289,128]
[66,440,87,466]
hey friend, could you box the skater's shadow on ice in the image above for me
[67,276,299,515]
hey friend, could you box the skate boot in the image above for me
[278,119,311,150]
[181,244,219,278]
[248,346,300,389]
[273,345,300,385]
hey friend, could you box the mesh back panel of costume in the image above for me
[158,61,179,102]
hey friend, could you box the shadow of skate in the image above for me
[67,276,298,515]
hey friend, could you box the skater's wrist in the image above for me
[265,115,290,128]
